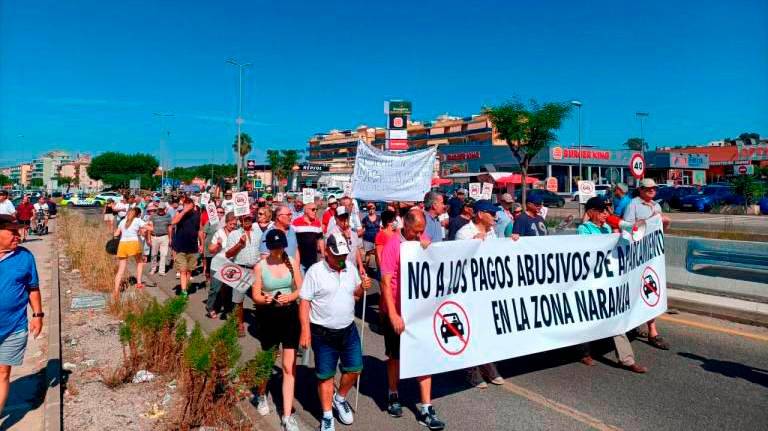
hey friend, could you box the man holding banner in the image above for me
[380,210,446,430]
[577,197,648,373]
[225,213,262,337]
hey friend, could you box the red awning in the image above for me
[495,174,539,185]
[431,177,453,186]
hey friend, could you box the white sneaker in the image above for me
[175,272,180,279]
[256,395,269,416]
[318,416,334,431]
[491,376,505,385]
[282,414,300,431]
[332,393,353,425]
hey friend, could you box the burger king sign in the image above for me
[551,146,563,160]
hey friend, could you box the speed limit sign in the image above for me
[629,154,645,179]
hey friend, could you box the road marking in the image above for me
[659,315,768,342]
[500,381,622,431]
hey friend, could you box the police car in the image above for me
[60,193,106,207]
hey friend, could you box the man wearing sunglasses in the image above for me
[510,194,548,240]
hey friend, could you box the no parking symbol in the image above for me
[432,300,471,356]
[641,266,662,307]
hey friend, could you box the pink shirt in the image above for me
[379,232,428,314]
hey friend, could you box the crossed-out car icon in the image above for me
[440,313,465,344]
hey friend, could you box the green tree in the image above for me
[30,178,44,188]
[266,149,299,192]
[484,99,572,205]
[624,137,646,151]
[87,152,159,188]
[167,164,237,184]
[0,174,11,186]
[738,132,760,143]
[53,175,75,186]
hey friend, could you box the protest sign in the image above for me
[276,192,284,202]
[481,183,493,200]
[469,183,481,199]
[578,180,596,204]
[398,216,667,379]
[200,192,211,206]
[233,191,250,217]
[351,141,435,201]
[205,202,219,226]
[211,254,253,294]
[302,188,315,204]
[343,183,353,197]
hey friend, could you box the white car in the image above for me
[317,187,344,200]
[95,191,123,203]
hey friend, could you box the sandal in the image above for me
[206,311,218,319]
[135,283,144,289]
[648,335,670,350]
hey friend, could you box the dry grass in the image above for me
[57,209,149,317]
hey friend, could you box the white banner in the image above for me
[399,216,667,379]
[351,141,436,202]
[211,254,254,294]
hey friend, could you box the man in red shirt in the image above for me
[15,196,34,242]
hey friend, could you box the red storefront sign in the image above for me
[444,151,481,161]
[551,146,611,161]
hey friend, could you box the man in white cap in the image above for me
[299,231,370,431]
[321,197,339,235]
[623,178,671,350]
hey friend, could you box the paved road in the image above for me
[78,208,768,431]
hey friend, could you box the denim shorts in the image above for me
[310,323,363,380]
[0,329,28,366]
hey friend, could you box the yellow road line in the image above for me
[659,315,768,342]
[500,381,622,431]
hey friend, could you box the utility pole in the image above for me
[570,100,583,216]
[226,59,252,191]
[636,112,649,151]
[153,113,174,197]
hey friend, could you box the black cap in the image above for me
[585,196,608,212]
[0,214,20,231]
[265,229,288,250]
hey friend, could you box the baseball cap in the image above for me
[527,194,544,205]
[0,214,20,231]
[0,190,8,197]
[585,196,608,212]
[325,232,351,256]
[457,188,467,194]
[512,203,523,213]
[639,178,657,189]
[473,199,499,215]
[615,183,629,193]
[462,197,476,208]
[335,206,349,217]
[158,202,168,209]
[265,229,288,250]
[500,193,514,203]
[328,197,338,204]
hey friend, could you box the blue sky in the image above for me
[1,0,766,167]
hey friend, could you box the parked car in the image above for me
[60,193,106,207]
[655,186,697,211]
[317,187,344,200]
[514,189,565,208]
[679,185,736,212]
[95,191,124,203]
[571,184,612,202]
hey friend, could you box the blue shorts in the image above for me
[310,323,363,380]
[0,329,28,366]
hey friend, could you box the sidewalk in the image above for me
[1,223,59,431]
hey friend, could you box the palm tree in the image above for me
[232,132,253,183]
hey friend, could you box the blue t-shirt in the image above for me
[511,213,548,237]
[0,247,39,341]
[424,213,444,242]
[172,209,201,253]
[614,195,631,218]
[259,226,299,258]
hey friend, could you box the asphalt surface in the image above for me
[79,208,768,431]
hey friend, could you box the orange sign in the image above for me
[545,177,558,192]
[551,147,563,160]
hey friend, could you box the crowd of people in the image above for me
[0,179,670,431]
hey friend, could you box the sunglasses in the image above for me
[305,207,317,211]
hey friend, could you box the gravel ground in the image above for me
[60,255,176,431]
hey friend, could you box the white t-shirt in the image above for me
[0,200,16,216]
[33,203,48,213]
[114,202,130,218]
[456,221,498,241]
[224,228,262,267]
[212,227,230,252]
[300,260,361,329]
[623,197,662,223]
[118,218,147,242]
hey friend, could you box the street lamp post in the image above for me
[570,99,583,190]
[153,113,175,197]
[226,59,252,191]
[636,112,649,151]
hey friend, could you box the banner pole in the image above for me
[355,282,368,411]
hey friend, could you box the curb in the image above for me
[668,288,768,328]
[44,224,63,431]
